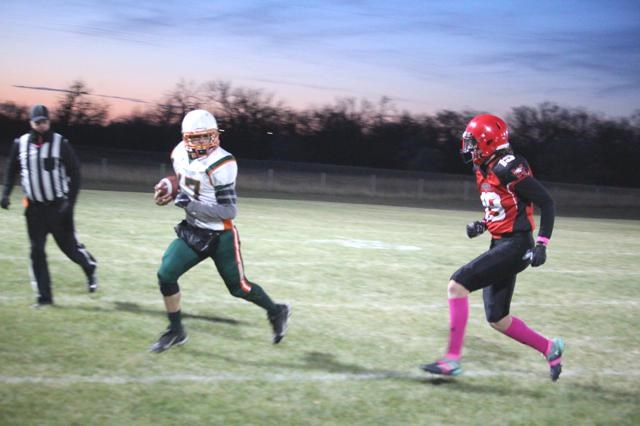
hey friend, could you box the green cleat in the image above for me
[546,337,565,382]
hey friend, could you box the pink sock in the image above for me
[444,297,469,360]
[503,316,550,355]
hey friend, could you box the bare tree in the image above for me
[0,102,28,121]
[151,79,204,126]
[201,80,233,117]
[55,80,109,126]
[201,80,286,124]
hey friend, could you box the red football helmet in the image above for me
[461,114,510,165]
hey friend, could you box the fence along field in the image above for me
[2,150,640,215]
[0,188,638,425]
[1,152,632,217]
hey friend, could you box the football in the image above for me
[154,175,179,205]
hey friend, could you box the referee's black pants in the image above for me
[25,200,96,304]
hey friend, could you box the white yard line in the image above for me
[1,368,637,385]
[0,295,638,310]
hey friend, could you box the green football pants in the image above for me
[157,227,276,312]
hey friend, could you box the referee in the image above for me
[1,104,98,307]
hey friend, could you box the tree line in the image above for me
[1,80,639,187]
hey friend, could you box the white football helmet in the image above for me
[181,109,220,159]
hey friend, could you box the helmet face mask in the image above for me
[183,129,219,159]
[181,109,220,159]
[460,114,509,165]
[461,131,478,164]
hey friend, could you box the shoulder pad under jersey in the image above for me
[170,141,186,161]
[205,150,237,186]
[491,153,532,184]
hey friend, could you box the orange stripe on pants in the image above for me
[231,226,252,293]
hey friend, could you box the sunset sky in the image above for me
[0,0,638,119]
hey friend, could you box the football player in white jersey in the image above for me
[151,109,290,352]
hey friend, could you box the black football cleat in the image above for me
[31,300,54,309]
[268,304,291,344]
[87,265,98,293]
[150,328,188,353]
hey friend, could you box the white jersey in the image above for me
[171,142,237,231]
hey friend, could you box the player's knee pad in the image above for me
[158,280,180,297]
[228,285,248,299]
[157,266,179,285]
[225,279,251,299]
[485,310,508,324]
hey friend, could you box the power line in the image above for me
[12,85,149,104]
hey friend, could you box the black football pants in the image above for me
[25,201,96,304]
[450,232,534,322]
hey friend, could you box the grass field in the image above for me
[1,189,639,425]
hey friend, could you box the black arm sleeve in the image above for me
[60,139,81,203]
[514,176,555,240]
[2,140,20,198]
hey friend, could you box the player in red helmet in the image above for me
[460,114,510,166]
[421,114,565,381]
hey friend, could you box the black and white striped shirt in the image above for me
[2,131,80,203]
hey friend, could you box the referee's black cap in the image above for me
[30,104,49,121]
